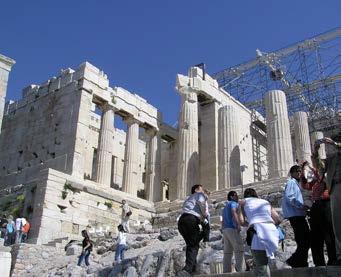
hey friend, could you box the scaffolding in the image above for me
[213,27,341,133]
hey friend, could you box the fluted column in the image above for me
[122,117,139,195]
[265,90,293,178]
[96,103,115,186]
[218,105,241,189]
[176,88,199,199]
[294,111,312,164]
[145,128,162,202]
[311,131,326,159]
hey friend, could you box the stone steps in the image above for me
[198,266,341,277]
[153,177,287,229]
[43,236,69,249]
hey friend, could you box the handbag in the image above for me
[246,225,256,246]
[126,211,132,217]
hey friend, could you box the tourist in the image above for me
[4,216,15,246]
[177,184,207,276]
[241,188,280,277]
[77,230,93,267]
[314,135,341,265]
[222,191,245,273]
[121,200,131,233]
[301,159,336,266]
[282,165,310,268]
[115,224,127,264]
[21,218,30,243]
[15,217,23,243]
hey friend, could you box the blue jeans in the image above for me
[15,231,22,244]
[77,250,90,266]
[115,244,126,262]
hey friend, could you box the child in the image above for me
[115,224,127,263]
[77,230,93,266]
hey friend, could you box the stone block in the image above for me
[72,223,79,234]
[66,244,82,256]
[61,221,73,234]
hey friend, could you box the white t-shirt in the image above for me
[244,198,273,225]
[117,231,127,245]
[15,218,23,230]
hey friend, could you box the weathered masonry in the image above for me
[0,54,320,244]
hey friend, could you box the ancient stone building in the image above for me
[0,53,322,244]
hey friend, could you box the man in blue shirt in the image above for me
[282,165,310,268]
[222,191,245,273]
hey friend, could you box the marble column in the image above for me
[122,117,139,195]
[311,131,326,159]
[264,90,293,178]
[96,104,115,186]
[176,88,199,199]
[218,105,241,189]
[145,128,162,202]
[0,55,15,133]
[293,111,312,164]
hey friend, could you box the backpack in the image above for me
[246,225,256,246]
[277,225,286,251]
[7,222,14,234]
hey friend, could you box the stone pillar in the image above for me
[145,128,162,202]
[176,88,199,199]
[293,111,312,164]
[122,117,139,195]
[199,101,219,191]
[311,131,326,159]
[0,251,11,277]
[0,54,15,133]
[96,104,115,186]
[218,105,241,188]
[264,90,293,178]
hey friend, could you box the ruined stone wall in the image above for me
[10,243,64,277]
[25,169,155,244]
[0,62,159,199]
[0,68,87,185]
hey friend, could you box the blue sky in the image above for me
[1,0,340,125]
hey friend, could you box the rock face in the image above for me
[9,221,320,277]
[9,186,324,276]
[158,229,178,241]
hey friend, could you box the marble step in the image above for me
[198,266,341,277]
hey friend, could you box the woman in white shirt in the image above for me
[240,188,281,277]
[115,224,127,263]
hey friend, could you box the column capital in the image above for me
[0,54,16,71]
[178,86,199,97]
[102,103,116,113]
[145,127,158,137]
[124,116,140,126]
